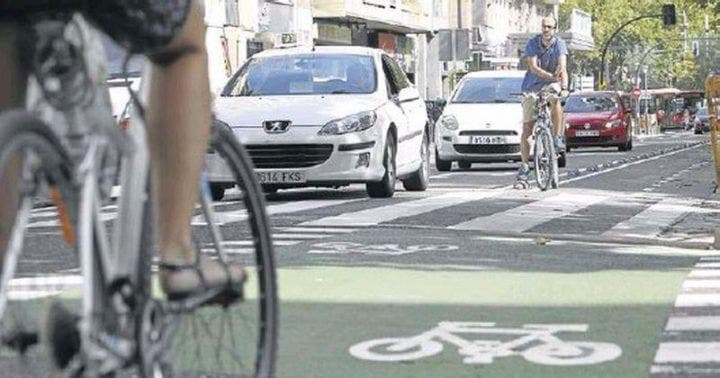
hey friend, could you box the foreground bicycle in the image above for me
[517,85,567,191]
[0,9,277,377]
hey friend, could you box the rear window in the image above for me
[565,96,618,113]
[221,53,377,96]
[451,77,523,104]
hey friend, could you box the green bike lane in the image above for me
[272,227,711,378]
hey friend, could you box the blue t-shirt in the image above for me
[521,35,568,92]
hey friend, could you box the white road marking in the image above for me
[450,193,607,232]
[603,198,706,239]
[696,262,720,268]
[276,227,357,233]
[655,342,720,363]
[683,280,720,289]
[301,189,503,227]
[688,270,720,278]
[675,293,720,307]
[666,316,720,331]
[192,199,360,225]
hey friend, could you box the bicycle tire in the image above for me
[156,121,278,377]
[533,128,552,191]
[0,110,77,376]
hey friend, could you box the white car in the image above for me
[207,46,430,198]
[435,70,526,171]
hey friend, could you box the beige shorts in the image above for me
[522,84,562,123]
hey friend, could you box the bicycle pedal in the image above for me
[513,180,529,190]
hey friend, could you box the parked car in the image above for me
[564,91,633,152]
[694,107,710,134]
[208,46,430,198]
[434,70,524,171]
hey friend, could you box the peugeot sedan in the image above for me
[206,46,430,198]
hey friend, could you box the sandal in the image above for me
[159,255,246,302]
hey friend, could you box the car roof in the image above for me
[462,70,527,79]
[251,45,379,59]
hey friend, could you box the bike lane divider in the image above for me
[274,230,696,378]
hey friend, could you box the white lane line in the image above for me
[688,270,720,278]
[603,198,704,239]
[8,274,83,300]
[192,199,360,225]
[675,293,720,307]
[276,227,357,233]
[213,240,299,247]
[700,256,720,262]
[654,342,720,363]
[449,193,607,232]
[271,233,333,239]
[301,189,503,227]
[683,280,720,289]
[696,262,720,268]
[666,316,720,331]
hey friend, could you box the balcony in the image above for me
[313,0,446,34]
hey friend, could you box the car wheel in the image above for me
[367,132,396,198]
[458,161,472,170]
[435,149,452,172]
[210,184,226,201]
[402,131,429,191]
[558,151,567,168]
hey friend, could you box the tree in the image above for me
[560,0,719,89]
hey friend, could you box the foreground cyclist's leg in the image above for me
[550,99,565,150]
[0,22,27,259]
[143,2,243,297]
[515,95,533,189]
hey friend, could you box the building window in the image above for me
[225,0,239,26]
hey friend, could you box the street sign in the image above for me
[631,87,641,99]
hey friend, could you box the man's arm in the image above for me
[556,54,568,89]
[526,56,554,80]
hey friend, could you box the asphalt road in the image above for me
[4,130,720,377]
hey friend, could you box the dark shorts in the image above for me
[1,0,192,55]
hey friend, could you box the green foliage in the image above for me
[560,0,720,90]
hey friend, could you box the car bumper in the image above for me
[205,126,386,186]
[566,128,628,147]
[435,132,522,162]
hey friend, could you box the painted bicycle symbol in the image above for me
[349,321,622,366]
[308,242,458,255]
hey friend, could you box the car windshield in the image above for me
[451,77,523,103]
[564,96,618,113]
[221,53,377,96]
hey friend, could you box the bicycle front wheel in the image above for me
[533,128,553,191]
[0,111,77,376]
[160,120,278,377]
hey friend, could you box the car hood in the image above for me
[214,95,382,126]
[565,111,618,124]
[443,103,523,131]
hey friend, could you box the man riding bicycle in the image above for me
[0,0,244,333]
[516,16,569,188]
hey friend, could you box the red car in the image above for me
[564,91,633,152]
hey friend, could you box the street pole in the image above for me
[599,14,663,90]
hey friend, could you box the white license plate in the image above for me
[575,130,599,137]
[468,135,507,144]
[255,171,306,184]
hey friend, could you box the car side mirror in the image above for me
[398,87,421,103]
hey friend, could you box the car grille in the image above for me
[453,144,521,154]
[245,144,333,168]
[569,122,604,130]
[459,130,518,136]
[567,136,616,144]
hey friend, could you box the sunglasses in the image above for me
[542,25,555,30]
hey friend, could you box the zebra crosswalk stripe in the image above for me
[449,193,607,232]
[603,198,703,239]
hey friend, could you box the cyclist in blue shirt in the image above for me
[516,16,569,187]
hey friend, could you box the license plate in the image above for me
[575,130,599,137]
[469,135,507,144]
[255,171,306,184]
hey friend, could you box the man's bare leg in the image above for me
[0,23,26,257]
[145,2,209,264]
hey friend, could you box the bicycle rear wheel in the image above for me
[0,111,77,377]
[158,120,278,377]
[533,128,553,191]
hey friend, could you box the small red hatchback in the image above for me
[564,91,633,152]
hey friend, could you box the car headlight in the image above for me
[318,111,377,135]
[605,119,622,128]
[438,114,459,130]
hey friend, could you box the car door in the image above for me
[381,55,424,171]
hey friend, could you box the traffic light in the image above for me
[662,4,676,27]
